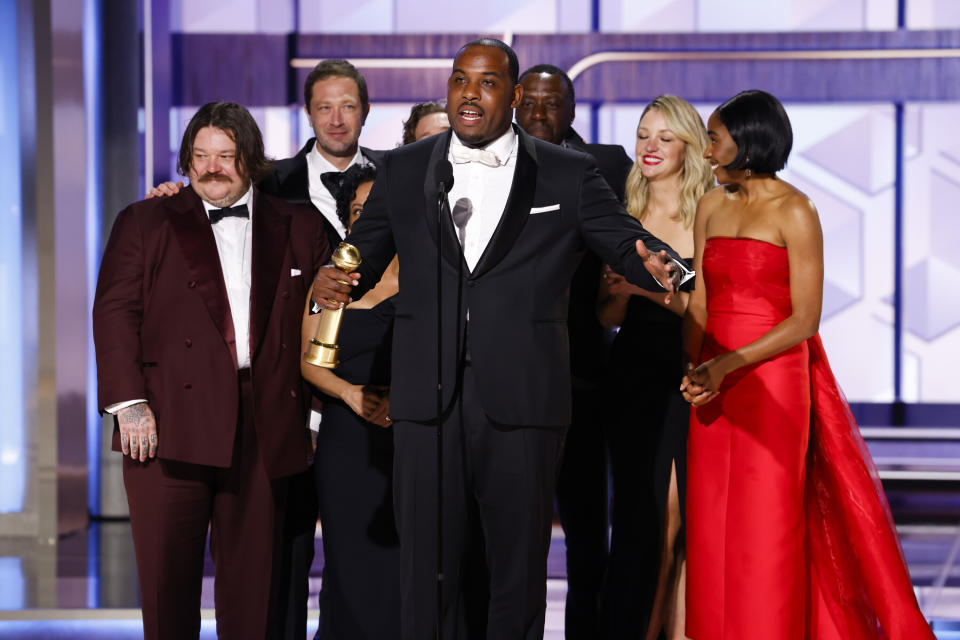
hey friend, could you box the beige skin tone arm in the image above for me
[681,189,823,406]
[597,265,689,330]
[300,283,392,428]
[680,193,714,372]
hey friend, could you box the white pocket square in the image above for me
[291,268,302,277]
[529,204,560,215]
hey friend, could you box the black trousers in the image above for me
[276,467,318,640]
[392,364,562,640]
[555,387,609,639]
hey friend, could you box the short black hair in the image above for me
[459,38,519,85]
[177,101,271,183]
[334,164,378,229]
[519,64,575,103]
[715,90,792,174]
[303,59,370,113]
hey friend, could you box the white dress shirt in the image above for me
[202,187,254,369]
[447,128,518,270]
[306,144,370,239]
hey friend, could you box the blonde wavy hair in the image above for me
[624,95,713,229]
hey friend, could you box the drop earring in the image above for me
[745,155,751,179]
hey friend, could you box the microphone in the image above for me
[437,160,454,196]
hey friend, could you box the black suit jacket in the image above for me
[344,127,679,427]
[257,138,385,251]
[563,128,633,383]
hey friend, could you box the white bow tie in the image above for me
[450,144,501,168]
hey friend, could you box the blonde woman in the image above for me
[598,95,713,640]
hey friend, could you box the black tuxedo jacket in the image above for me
[563,128,633,383]
[344,127,679,428]
[257,138,385,250]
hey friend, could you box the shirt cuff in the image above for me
[105,399,147,414]
[308,409,322,433]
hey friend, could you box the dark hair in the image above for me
[459,38,519,85]
[177,101,271,183]
[714,90,792,174]
[402,101,446,145]
[303,59,370,113]
[519,64,575,103]
[334,164,378,229]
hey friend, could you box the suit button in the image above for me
[289,389,297,398]
[184,383,192,390]
[184,339,192,348]
[281,343,287,350]
[188,280,197,288]
[467,280,476,287]
[281,290,290,299]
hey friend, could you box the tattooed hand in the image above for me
[117,402,158,462]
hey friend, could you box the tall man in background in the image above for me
[311,39,688,640]
[515,64,633,640]
[94,101,329,639]
[258,59,385,640]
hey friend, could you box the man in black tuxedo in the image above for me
[257,59,385,640]
[258,59,384,252]
[515,64,632,639]
[312,39,688,640]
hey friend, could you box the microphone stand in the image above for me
[435,176,449,640]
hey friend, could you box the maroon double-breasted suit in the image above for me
[93,184,329,639]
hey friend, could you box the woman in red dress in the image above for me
[681,90,934,640]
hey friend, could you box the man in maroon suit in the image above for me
[93,101,330,639]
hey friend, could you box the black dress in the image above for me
[602,268,689,638]
[313,297,400,640]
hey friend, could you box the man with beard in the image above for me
[93,102,329,639]
[310,40,690,640]
[514,64,632,639]
[257,58,385,640]
[147,60,384,639]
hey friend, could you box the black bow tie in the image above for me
[209,203,249,224]
[320,171,349,200]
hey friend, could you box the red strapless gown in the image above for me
[685,237,934,640]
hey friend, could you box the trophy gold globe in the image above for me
[304,243,362,368]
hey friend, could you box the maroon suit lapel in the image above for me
[249,189,291,360]
[166,186,239,369]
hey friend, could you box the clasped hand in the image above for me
[342,384,392,428]
[311,265,360,311]
[680,355,729,407]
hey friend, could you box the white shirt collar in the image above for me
[201,185,254,218]
[449,127,517,166]
[306,143,366,174]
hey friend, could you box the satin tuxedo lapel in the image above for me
[249,190,291,360]
[165,186,239,369]
[277,156,312,206]
[423,131,467,272]
[471,127,538,279]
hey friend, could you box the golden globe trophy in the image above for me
[303,242,362,369]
